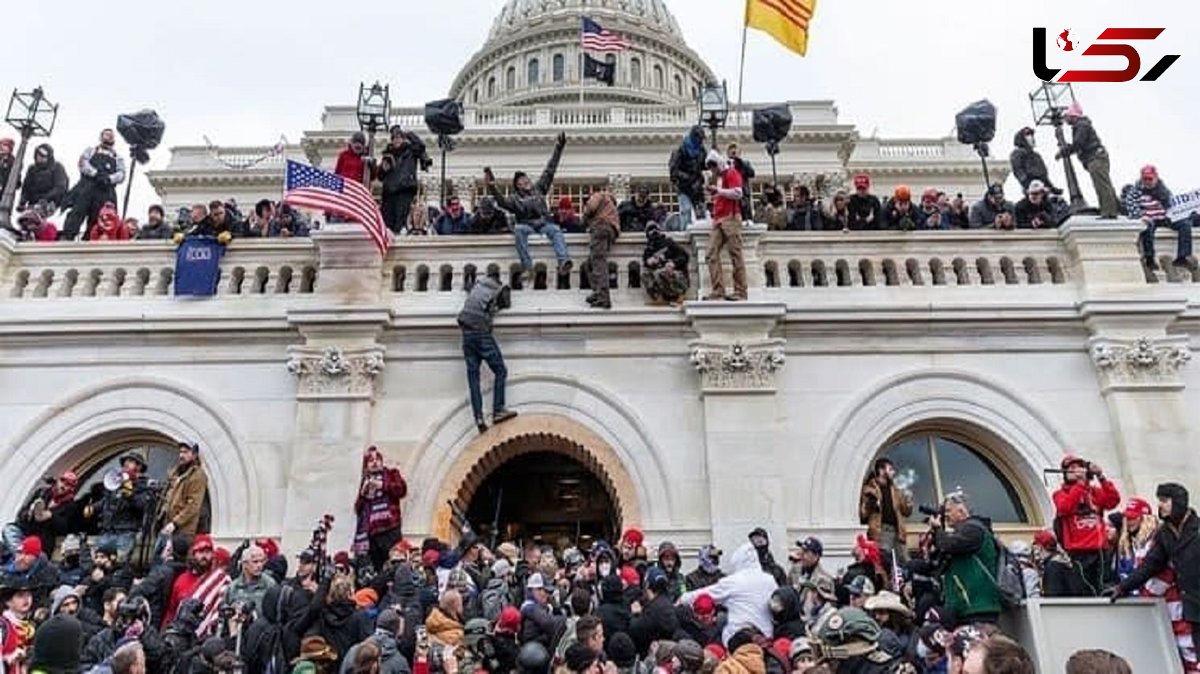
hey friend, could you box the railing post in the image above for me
[686,221,768,300]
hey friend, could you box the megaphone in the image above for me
[103,469,128,492]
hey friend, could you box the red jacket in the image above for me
[355,468,408,535]
[335,148,369,185]
[1053,479,1121,552]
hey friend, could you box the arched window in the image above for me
[876,432,1030,524]
[673,74,683,96]
[631,58,642,86]
[553,54,565,82]
[487,77,496,98]
[528,59,540,85]
[505,66,516,91]
[653,64,664,90]
[472,88,479,104]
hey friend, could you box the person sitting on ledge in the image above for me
[268,204,310,238]
[554,196,584,234]
[643,224,690,306]
[618,187,661,233]
[1127,164,1196,271]
[435,196,473,236]
[482,132,572,285]
[1015,180,1069,230]
[470,196,508,235]
[969,183,1016,230]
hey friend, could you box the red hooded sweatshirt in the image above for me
[1052,478,1121,552]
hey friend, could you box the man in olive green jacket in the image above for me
[929,492,1002,625]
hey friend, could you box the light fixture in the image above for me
[0,87,58,230]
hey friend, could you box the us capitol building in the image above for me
[1,4,1198,665]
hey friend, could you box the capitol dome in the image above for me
[450,0,716,107]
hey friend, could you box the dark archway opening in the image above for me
[464,451,618,549]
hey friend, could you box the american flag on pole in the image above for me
[283,160,391,255]
[581,16,632,52]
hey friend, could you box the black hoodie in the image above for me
[241,585,289,674]
[19,144,70,209]
[1120,484,1200,622]
[1009,130,1058,193]
[130,533,191,629]
[769,586,806,639]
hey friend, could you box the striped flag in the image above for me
[283,160,391,255]
[581,16,632,53]
[745,0,818,56]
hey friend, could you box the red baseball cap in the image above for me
[1032,530,1057,549]
[497,606,521,634]
[619,565,641,588]
[190,534,214,553]
[19,536,42,557]
[621,528,644,547]
[693,593,716,616]
[1125,498,1152,521]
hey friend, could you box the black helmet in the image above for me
[517,641,551,674]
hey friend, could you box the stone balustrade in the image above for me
[0,219,1185,306]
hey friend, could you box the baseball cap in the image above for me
[298,548,318,564]
[847,576,876,597]
[525,573,547,590]
[491,559,514,578]
[794,537,823,557]
[693,593,716,616]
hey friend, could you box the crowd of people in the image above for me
[1,439,1191,674]
[5,103,1194,284]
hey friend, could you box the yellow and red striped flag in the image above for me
[744,0,817,56]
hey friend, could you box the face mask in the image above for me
[599,562,612,577]
[916,640,930,659]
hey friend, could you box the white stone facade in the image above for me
[1,220,1197,565]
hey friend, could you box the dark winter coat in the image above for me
[0,156,16,195]
[1,555,60,609]
[306,599,373,670]
[519,600,566,649]
[486,140,565,226]
[643,233,689,272]
[1009,131,1057,192]
[935,516,1002,620]
[82,624,167,672]
[241,584,291,674]
[456,276,511,334]
[94,478,154,534]
[619,197,659,232]
[19,145,69,209]
[628,593,680,656]
[769,587,806,640]
[786,201,825,231]
[379,133,430,195]
[968,197,1016,229]
[685,568,723,592]
[82,564,135,615]
[1120,509,1200,622]
[883,199,926,231]
[1066,116,1106,165]
[341,631,411,674]
[668,128,707,200]
[130,556,187,629]
[596,579,631,650]
[847,194,882,230]
[1015,196,1068,229]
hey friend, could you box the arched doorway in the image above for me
[429,413,642,545]
[463,451,618,548]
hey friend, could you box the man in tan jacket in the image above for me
[156,442,208,537]
[583,185,619,310]
[858,457,913,562]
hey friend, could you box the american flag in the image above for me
[581,16,632,53]
[283,160,391,255]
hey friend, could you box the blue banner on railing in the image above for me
[174,237,224,297]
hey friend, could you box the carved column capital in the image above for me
[607,173,632,203]
[287,345,386,400]
[452,175,478,209]
[1090,335,1191,392]
[690,340,786,393]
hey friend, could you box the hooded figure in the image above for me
[1009,128,1060,194]
[680,543,776,645]
[1116,483,1200,628]
[767,587,806,640]
[28,614,82,674]
[1060,103,1119,218]
[378,125,431,233]
[669,126,708,226]
[19,143,70,211]
[685,545,724,591]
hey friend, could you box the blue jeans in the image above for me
[678,193,707,229]
[1139,217,1194,261]
[462,332,507,422]
[95,532,138,561]
[513,221,569,270]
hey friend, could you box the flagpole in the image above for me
[580,16,586,105]
[736,19,749,131]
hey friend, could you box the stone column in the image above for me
[1083,300,1196,497]
[686,222,769,301]
[686,302,788,562]
[281,223,391,553]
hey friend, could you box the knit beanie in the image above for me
[30,615,83,674]
[606,633,638,669]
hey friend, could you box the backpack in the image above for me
[480,584,507,622]
[976,535,1027,610]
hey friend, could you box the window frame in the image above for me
[528,58,540,86]
[553,53,565,82]
[877,422,1040,533]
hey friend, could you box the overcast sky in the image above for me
[1,0,1195,216]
